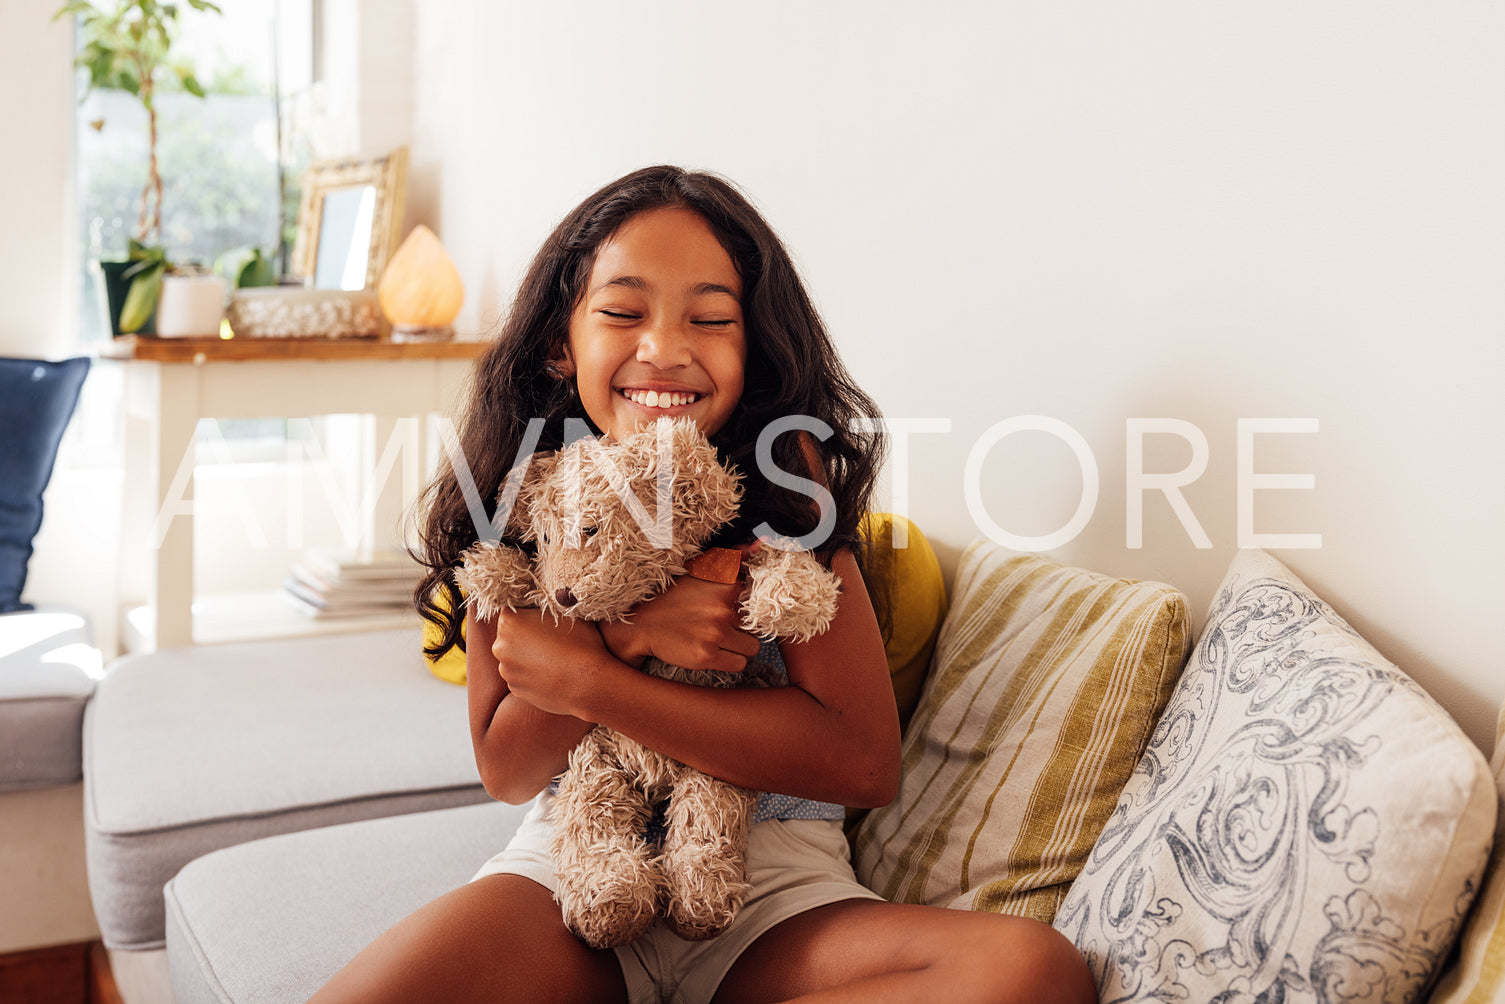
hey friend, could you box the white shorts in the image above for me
[472,793,883,1004]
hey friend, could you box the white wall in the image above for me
[409,1,1505,753]
[0,0,74,358]
[308,0,414,160]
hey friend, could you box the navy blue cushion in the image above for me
[0,357,90,613]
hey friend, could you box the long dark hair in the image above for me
[414,165,887,657]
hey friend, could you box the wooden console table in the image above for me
[100,335,488,650]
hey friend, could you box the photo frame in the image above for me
[290,146,408,291]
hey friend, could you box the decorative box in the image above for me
[226,288,383,339]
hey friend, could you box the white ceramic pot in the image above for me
[156,274,227,338]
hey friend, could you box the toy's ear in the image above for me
[455,541,537,621]
[498,450,558,541]
[530,446,586,536]
[663,418,741,542]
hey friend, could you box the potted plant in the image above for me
[217,246,277,290]
[56,0,223,335]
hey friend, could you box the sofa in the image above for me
[0,355,106,959]
[0,356,96,795]
[81,521,1505,1003]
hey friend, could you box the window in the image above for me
[72,0,310,344]
[68,0,315,461]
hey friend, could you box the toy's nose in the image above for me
[555,588,577,608]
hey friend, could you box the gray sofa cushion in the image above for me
[166,800,530,1004]
[0,606,99,790]
[84,628,490,949]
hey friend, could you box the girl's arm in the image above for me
[493,547,902,809]
[466,575,764,803]
[465,610,595,804]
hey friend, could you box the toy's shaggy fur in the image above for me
[456,418,841,948]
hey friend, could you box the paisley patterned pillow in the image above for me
[1428,699,1505,1004]
[1055,549,1496,1004]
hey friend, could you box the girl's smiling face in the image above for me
[560,206,747,442]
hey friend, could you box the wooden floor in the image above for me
[0,942,123,1004]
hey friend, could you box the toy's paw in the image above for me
[550,737,668,949]
[660,773,756,942]
[661,826,749,941]
[740,542,841,642]
[664,881,745,942]
[562,879,662,949]
[552,825,664,949]
[455,541,536,621]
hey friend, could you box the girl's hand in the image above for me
[582,547,902,808]
[600,574,762,673]
[467,610,595,804]
[491,608,613,719]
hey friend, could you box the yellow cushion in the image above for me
[1429,699,1505,1003]
[854,544,1192,922]
[859,512,947,734]
[426,514,950,716]
[422,588,468,685]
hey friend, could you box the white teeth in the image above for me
[623,389,697,408]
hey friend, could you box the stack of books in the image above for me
[283,548,423,619]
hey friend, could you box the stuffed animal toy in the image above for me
[457,417,841,948]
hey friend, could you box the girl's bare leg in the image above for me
[713,899,1096,1004]
[309,873,626,1004]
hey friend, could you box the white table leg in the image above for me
[363,413,423,552]
[152,365,200,648]
[119,362,200,650]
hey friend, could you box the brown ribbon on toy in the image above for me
[685,547,742,584]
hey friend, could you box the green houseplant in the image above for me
[55,0,222,333]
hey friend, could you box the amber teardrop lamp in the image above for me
[378,224,464,341]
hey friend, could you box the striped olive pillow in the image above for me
[1429,699,1505,1004]
[854,544,1191,921]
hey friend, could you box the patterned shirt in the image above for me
[748,640,845,823]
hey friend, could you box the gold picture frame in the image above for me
[290,146,408,291]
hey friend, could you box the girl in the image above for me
[312,166,1095,1004]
